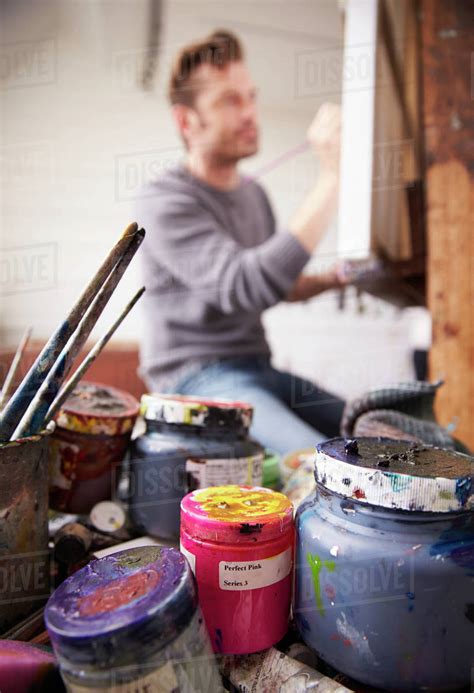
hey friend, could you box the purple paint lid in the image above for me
[316,437,473,512]
[45,546,197,667]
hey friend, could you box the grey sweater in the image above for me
[137,163,310,390]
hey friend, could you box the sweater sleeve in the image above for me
[138,189,310,315]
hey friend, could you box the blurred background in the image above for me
[1,0,471,445]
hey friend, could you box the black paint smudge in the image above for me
[344,439,359,455]
[239,523,264,534]
[376,456,391,468]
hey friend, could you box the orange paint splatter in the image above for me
[79,569,159,616]
[353,488,366,499]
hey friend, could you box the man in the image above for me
[137,30,345,455]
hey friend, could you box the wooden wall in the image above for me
[421,0,474,448]
[0,342,146,404]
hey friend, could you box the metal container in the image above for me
[49,381,139,514]
[294,437,474,692]
[0,428,52,632]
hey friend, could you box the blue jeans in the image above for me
[173,356,345,456]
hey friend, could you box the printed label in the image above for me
[219,547,292,591]
[66,660,179,692]
[180,543,196,575]
[185,453,263,490]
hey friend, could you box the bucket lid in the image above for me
[55,381,139,435]
[316,437,473,513]
[140,393,253,429]
[45,546,197,667]
[180,485,293,543]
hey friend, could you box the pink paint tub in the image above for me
[180,485,294,654]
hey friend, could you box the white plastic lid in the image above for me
[140,393,253,429]
[315,437,473,513]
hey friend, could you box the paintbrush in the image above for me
[43,287,145,427]
[0,327,32,411]
[0,222,141,441]
[11,232,145,440]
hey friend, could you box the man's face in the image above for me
[182,61,259,163]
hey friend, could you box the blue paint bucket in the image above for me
[294,437,473,691]
[45,545,223,691]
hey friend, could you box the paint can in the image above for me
[129,394,264,539]
[45,545,223,691]
[0,427,52,632]
[294,437,474,691]
[49,381,139,513]
[180,485,294,654]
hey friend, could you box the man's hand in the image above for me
[288,103,341,254]
[288,103,342,255]
[286,260,349,303]
[307,102,341,175]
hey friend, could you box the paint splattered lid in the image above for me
[56,381,139,435]
[141,393,253,429]
[180,485,294,543]
[316,437,473,512]
[45,546,197,667]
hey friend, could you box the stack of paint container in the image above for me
[45,485,296,690]
[44,431,473,692]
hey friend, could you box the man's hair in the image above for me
[168,30,243,107]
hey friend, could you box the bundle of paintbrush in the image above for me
[0,222,146,442]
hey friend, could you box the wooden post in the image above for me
[421,0,474,448]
